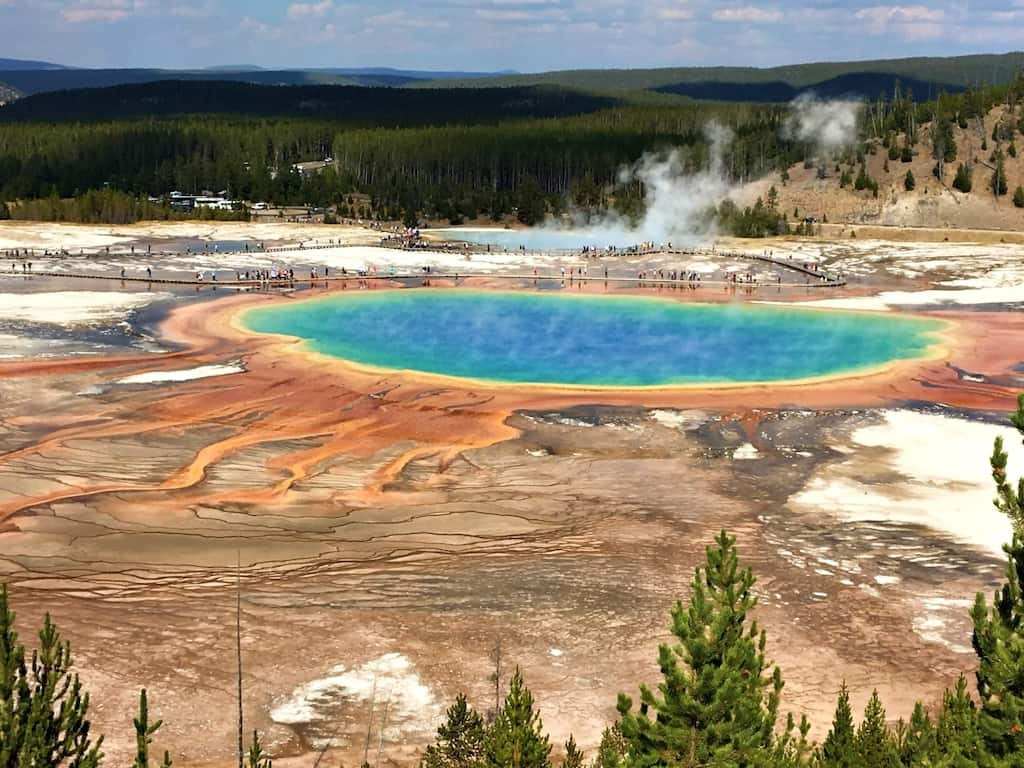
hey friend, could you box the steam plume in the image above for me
[557,122,735,248]
[783,94,861,153]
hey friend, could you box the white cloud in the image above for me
[62,0,145,23]
[365,10,450,30]
[712,5,783,22]
[854,4,946,40]
[476,8,536,20]
[169,2,213,19]
[287,0,333,19]
[854,4,944,30]
[474,4,567,21]
[239,15,282,39]
[656,5,695,21]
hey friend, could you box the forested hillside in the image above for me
[653,72,964,103]
[750,76,1024,230]
[0,81,615,123]
[0,71,1021,230]
[0,99,795,225]
[422,52,1024,93]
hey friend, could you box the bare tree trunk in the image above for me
[236,554,244,768]
[374,690,392,768]
[363,675,378,766]
[489,638,503,721]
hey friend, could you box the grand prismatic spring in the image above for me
[240,291,946,386]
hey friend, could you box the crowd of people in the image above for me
[3,234,842,288]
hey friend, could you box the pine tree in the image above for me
[991,150,1009,196]
[516,176,547,226]
[819,682,856,767]
[0,585,104,768]
[896,702,935,766]
[855,165,874,191]
[953,163,972,193]
[971,393,1024,760]
[932,115,957,175]
[422,693,487,768]
[904,170,916,191]
[855,690,900,768]
[617,530,785,767]
[485,668,551,768]
[562,735,583,768]
[1014,186,1024,208]
[933,675,983,763]
[767,712,812,767]
[246,731,271,768]
[133,689,171,768]
[592,724,627,768]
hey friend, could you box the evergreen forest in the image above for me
[0,68,1021,232]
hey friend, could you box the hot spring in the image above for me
[433,227,643,251]
[240,291,945,387]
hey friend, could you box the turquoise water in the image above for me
[434,228,637,250]
[241,291,944,387]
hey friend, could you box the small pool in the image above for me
[433,228,645,251]
[240,290,945,387]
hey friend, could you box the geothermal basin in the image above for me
[2,221,1024,767]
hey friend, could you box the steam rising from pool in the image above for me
[564,122,734,248]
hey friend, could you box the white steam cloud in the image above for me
[555,122,735,248]
[783,94,862,153]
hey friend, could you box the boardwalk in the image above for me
[12,269,844,289]
[5,243,846,288]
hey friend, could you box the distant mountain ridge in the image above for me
[0,52,1021,105]
[0,68,422,97]
[0,80,616,123]
[0,61,517,99]
[415,52,1024,94]
[654,72,966,102]
[294,67,518,79]
[0,57,70,71]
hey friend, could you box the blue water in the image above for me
[241,290,944,387]
[434,228,642,251]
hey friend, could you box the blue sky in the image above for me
[1,0,1022,71]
